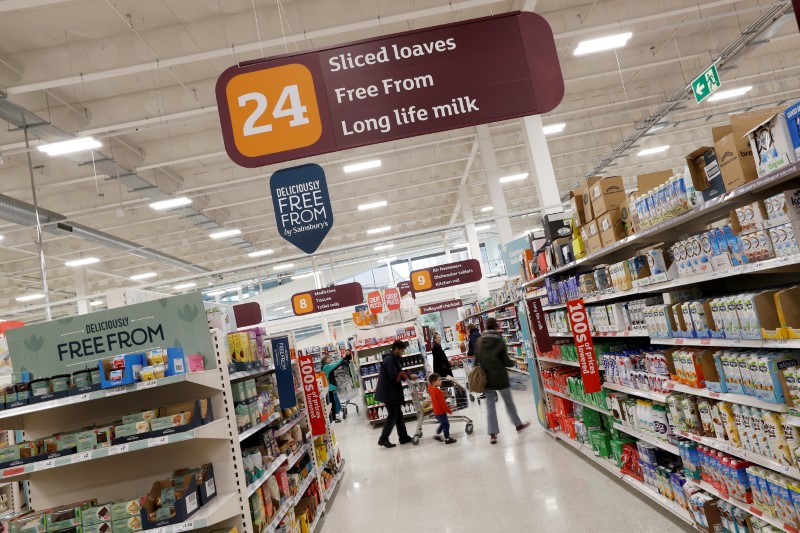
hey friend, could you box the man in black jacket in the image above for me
[375,340,416,448]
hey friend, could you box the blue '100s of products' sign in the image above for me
[270,163,333,254]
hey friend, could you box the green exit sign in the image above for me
[692,65,721,103]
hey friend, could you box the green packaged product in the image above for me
[0,444,20,463]
[231,382,246,403]
[10,512,46,533]
[113,516,144,532]
[121,410,159,425]
[581,408,603,429]
[50,374,70,392]
[114,421,150,438]
[82,504,112,527]
[110,499,141,520]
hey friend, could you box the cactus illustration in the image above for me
[24,335,44,353]
[158,298,169,308]
[178,305,199,323]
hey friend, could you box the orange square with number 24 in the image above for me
[226,63,322,158]
[292,293,314,315]
[412,270,432,291]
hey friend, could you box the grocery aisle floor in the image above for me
[319,389,693,533]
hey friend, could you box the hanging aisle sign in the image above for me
[410,259,482,293]
[216,12,564,168]
[419,299,463,314]
[527,298,552,353]
[397,281,413,298]
[566,299,601,394]
[270,164,333,254]
[383,288,401,311]
[367,291,384,314]
[298,355,326,436]
[292,282,364,316]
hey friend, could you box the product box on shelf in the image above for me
[597,209,626,248]
[542,213,572,243]
[571,232,586,259]
[686,147,725,202]
[589,176,626,218]
[785,101,800,159]
[572,176,602,226]
[746,111,798,179]
[149,398,212,437]
[753,289,784,339]
[777,285,800,338]
[581,220,603,254]
[175,463,217,506]
[98,353,145,389]
[140,474,200,529]
[637,170,672,192]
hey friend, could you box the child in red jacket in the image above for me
[428,373,457,444]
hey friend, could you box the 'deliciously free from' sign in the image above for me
[270,163,333,254]
[6,293,216,377]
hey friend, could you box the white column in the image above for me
[459,185,490,298]
[312,257,331,342]
[73,268,90,315]
[521,115,563,216]
[476,125,514,245]
[443,238,460,299]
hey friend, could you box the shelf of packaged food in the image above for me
[651,337,800,349]
[542,387,611,415]
[364,383,408,394]
[274,411,307,438]
[361,372,379,379]
[497,316,518,321]
[150,491,240,533]
[507,341,523,345]
[508,367,530,376]
[0,371,222,423]
[0,419,228,482]
[400,364,424,371]
[359,352,421,367]
[246,453,288,498]
[239,411,282,442]
[264,494,294,533]
[368,399,413,408]
[287,440,313,469]
[612,422,679,454]
[523,161,800,287]
[664,381,788,413]
[603,382,671,402]
[461,301,518,319]
[355,338,418,351]
[686,479,798,533]
[324,459,346,501]
[307,500,326,533]
[545,429,694,525]
[229,364,276,382]
[548,329,649,338]
[538,357,582,367]
[293,467,318,504]
[676,429,800,479]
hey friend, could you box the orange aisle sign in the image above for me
[291,282,364,316]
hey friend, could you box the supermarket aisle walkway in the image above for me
[319,391,693,533]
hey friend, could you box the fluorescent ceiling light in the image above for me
[452,242,468,249]
[574,32,633,56]
[65,257,100,267]
[358,200,387,211]
[637,145,670,157]
[248,249,274,258]
[499,173,529,183]
[273,263,295,271]
[89,300,103,307]
[367,226,391,235]
[37,136,102,156]
[343,160,381,173]
[210,229,242,239]
[130,272,157,281]
[476,224,491,231]
[378,257,397,263]
[205,290,226,297]
[149,197,192,210]
[16,293,44,302]
[273,306,286,311]
[481,206,494,212]
[374,244,394,251]
[0,235,4,241]
[292,272,315,280]
[543,123,566,135]
[174,282,197,290]
[707,86,753,102]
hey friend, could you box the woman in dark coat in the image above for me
[431,332,453,377]
[466,323,481,356]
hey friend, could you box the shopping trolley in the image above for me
[462,357,478,403]
[333,360,360,420]
[408,377,473,445]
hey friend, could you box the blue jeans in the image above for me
[485,388,522,435]
[435,414,450,438]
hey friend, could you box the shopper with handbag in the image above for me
[375,340,417,448]
[475,318,530,444]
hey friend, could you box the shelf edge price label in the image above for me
[137,380,158,391]
[148,436,169,448]
[106,386,128,397]
[108,444,129,455]
[173,522,194,532]
[71,452,91,463]
[34,459,55,471]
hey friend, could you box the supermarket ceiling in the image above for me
[0,0,799,321]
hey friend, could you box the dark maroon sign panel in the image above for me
[292,282,364,315]
[397,281,413,298]
[420,299,463,314]
[216,12,564,168]
[526,298,552,353]
[410,259,482,293]
[233,302,262,328]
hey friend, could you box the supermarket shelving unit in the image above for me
[458,301,530,374]
[524,161,800,530]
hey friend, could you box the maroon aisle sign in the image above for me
[526,298,552,353]
[367,290,384,314]
[420,299,463,314]
[298,355,327,436]
[397,281,413,298]
[216,12,564,168]
[384,288,401,311]
[566,299,601,394]
[291,282,364,315]
[410,259,482,293]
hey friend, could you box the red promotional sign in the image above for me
[526,298,552,353]
[298,355,326,436]
[419,299,463,314]
[397,281,413,298]
[384,288,401,311]
[216,12,564,168]
[367,290,384,314]
[566,299,601,394]
[410,259,482,293]
[292,282,364,315]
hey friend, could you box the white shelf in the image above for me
[549,329,649,338]
[287,440,312,469]
[307,500,326,533]
[0,419,228,482]
[292,467,317,504]
[229,364,275,382]
[664,381,787,413]
[497,316,518,321]
[324,459,346,501]
[675,429,800,479]
[652,337,800,349]
[361,372,379,379]
[264,495,294,533]
[238,411,282,442]
[686,479,796,533]
[461,301,518,319]
[401,363,424,370]
[153,492,240,532]
[355,338,418,351]
[246,453,287,498]
[546,430,693,526]
[274,411,306,438]
[612,422,679,455]
[603,382,671,403]
[542,387,611,415]
[537,357,581,367]
[359,352,421,367]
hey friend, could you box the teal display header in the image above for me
[7,293,216,377]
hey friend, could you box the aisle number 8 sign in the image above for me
[225,64,322,158]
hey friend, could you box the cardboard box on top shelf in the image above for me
[572,232,586,259]
[573,176,603,225]
[589,176,626,218]
[618,193,638,236]
[570,190,585,228]
[784,101,800,160]
[636,170,672,192]
[581,220,602,255]
[686,147,726,202]
[553,237,573,267]
[542,213,572,243]
[597,209,626,248]
[746,112,798,178]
